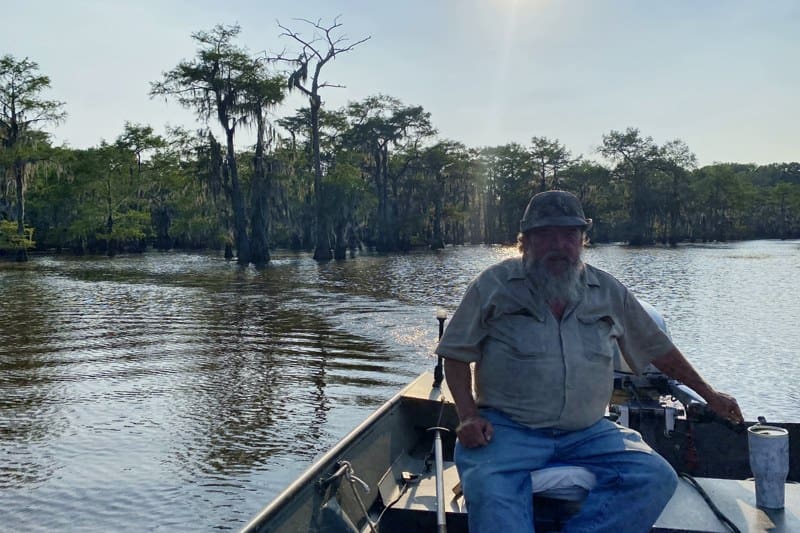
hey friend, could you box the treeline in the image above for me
[2,22,799,264]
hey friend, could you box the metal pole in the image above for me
[431,309,449,531]
[433,308,447,388]
[428,426,449,532]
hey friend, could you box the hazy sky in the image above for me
[3,0,798,166]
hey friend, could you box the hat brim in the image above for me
[521,217,592,233]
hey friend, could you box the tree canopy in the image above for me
[0,54,66,260]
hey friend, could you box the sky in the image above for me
[3,0,798,167]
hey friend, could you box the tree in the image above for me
[479,143,532,243]
[654,140,696,244]
[529,136,572,192]
[24,146,73,251]
[690,164,752,241]
[324,158,368,259]
[0,54,65,260]
[114,123,167,251]
[598,128,660,245]
[168,127,233,250]
[277,16,369,261]
[151,24,260,265]
[97,142,145,255]
[115,122,165,179]
[418,141,475,249]
[559,160,614,241]
[244,74,285,266]
[343,95,435,251]
[767,182,800,239]
[275,107,350,251]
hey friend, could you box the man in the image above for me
[436,190,743,532]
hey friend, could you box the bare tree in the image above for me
[276,16,369,261]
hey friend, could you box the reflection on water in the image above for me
[1,242,799,531]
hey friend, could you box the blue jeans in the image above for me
[455,409,678,532]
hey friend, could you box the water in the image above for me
[1,241,798,531]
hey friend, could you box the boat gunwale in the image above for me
[240,374,428,532]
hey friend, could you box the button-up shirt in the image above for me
[436,257,675,430]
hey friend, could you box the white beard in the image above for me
[524,252,585,304]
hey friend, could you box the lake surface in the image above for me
[1,240,799,531]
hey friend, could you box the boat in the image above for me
[243,296,799,532]
[241,359,800,532]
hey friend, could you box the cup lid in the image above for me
[748,425,789,437]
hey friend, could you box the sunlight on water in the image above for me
[1,242,799,531]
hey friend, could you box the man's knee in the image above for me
[461,467,529,505]
[638,452,679,502]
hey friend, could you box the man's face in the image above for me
[525,226,584,276]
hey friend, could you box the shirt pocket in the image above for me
[576,313,619,363]
[479,337,561,407]
[487,306,547,358]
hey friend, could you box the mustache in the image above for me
[540,251,577,264]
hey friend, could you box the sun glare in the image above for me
[483,0,522,142]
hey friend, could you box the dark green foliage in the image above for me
[15,120,800,255]
[0,54,66,260]
[150,24,285,266]
[4,43,799,259]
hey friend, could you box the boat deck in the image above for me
[380,452,800,532]
[658,477,800,532]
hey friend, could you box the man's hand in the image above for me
[705,390,744,425]
[456,415,494,448]
[444,358,494,447]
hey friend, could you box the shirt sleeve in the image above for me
[617,291,676,374]
[435,279,488,363]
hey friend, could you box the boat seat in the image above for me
[380,458,595,531]
[531,465,596,501]
[450,464,597,503]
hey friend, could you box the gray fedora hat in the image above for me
[520,190,592,232]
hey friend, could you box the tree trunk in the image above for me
[628,171,653,245]
[226,128,250,265]
[249,114,271,267]
[13,159,28,261]
[14,160,24,236]
[249,169,270,267]
[310,97,332,261]
[333,221,347,260]
[378,143,399,252]
[430,173,445,250]
[106,173,116,257]
[388,147,401,250]
[373,145,388,251]
[153,207,172,250]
